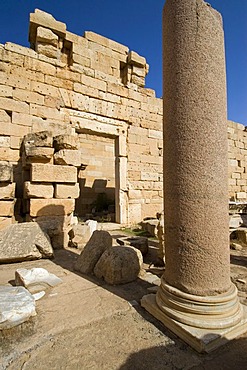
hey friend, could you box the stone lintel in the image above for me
[141,294,247,353]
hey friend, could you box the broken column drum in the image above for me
[142,0,247,352]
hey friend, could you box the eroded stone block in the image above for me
[54,183,80,199]
[0,183,15,199]
[53,135,79,151]
[54,149,81,167]
[30,198,75,216]
[31,164,77,183]
[0,161,13,182]
[24,181,54,199]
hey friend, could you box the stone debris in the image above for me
[116,236,148,256]
[0,222,53,263]
[0,286,36,329]
[230,242,243,251]
[15,267,62,294]
[74,230,112,274]
[69,220,97,249]
[94,245,143,285]
[140,219,159,237]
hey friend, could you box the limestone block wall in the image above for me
[0,9,164,225]
[0,9,246,227]
[228,121,247,201]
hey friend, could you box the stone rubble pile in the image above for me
[74,230,143,285]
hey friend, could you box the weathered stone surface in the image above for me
[15,267,62,294]
[230,242,243,251]
[0,200,15,216]
[74,230,112,274]
[140,219,159,237]
[24,181,54,199]
[31,164,77,183]
[0,183,15,199]
[94,245,143,285]
[0,286,36,329]
[116,236,149,256]
[36,44,58,59]
[236,228,247,246]
[69,220,97,249]
[36,26,59,47]
[24,146,54,164]
[0,222,53,263]
[53,135,79,151]
[29,214,73,233]
[0,161,13,182]
[0,217,13,231]
[30,198,75,217]
[50,231,69,249]
[29,9,66,44]
[23,131,53,148]
[127,51,146,67]
[54,149,81,167]
[54,183,80,199]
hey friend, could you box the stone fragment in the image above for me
[0,200,15,216]
[94,246,143,285]
[31,164,77,183]
[74,230,112,274]
[0,223,53,263]
[53,135,79,151]
[54,183,80,199]
[230,242,243,251]
[23,131,53,147]
[15,267,62,294]
[116,236,149,256]
[54,149,81,167]
[36,26,59,47]
[140,219,159,237]
[0,161,13,182]
[69,220,97,249]
[0,183,15,199]
[0,286,36,329]
[30,198,75,217]
[236,228,247,246]
[24,181,54,199]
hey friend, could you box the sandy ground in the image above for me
[1,230,247,370]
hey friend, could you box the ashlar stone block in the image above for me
[0,183,15,200]
[54,149,81,167]
[0,161,13,182]
[0,200,15,216]
[36,26,59,47]
[53,134,79,151]
[54,183,80,199]
[24,181,54,199]
[30,198,75,217]
[31,164,77,183]
[23,131,53,147]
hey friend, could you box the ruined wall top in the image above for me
[27,9,149,89]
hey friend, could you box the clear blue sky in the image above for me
[0,0,246,125]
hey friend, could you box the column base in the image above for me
[141,294,247,353]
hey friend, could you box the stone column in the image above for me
[141,0,247,353]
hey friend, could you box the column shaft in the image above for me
[163,0,230,296]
